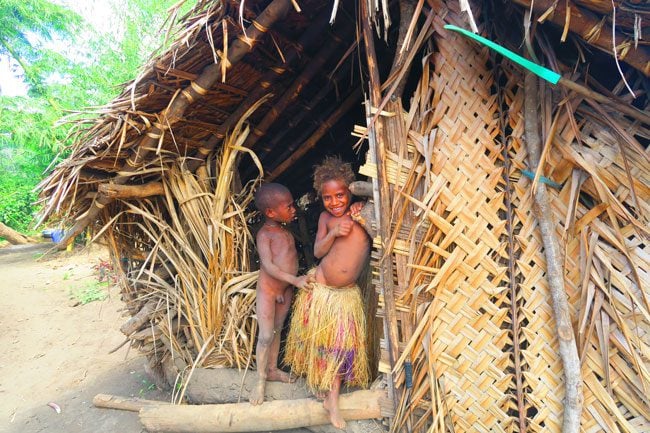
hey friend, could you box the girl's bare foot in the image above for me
[267,369,295,383]
[249,380,265,405]
[323,393,346,430]
[315,390,327,400]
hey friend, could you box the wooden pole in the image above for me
[241,27,351,151]
[56,0,294,249]
[98,182,164,199]
[524,72,583,433]
[360,0,401,393]
[557,77,650,125]
[511,0,650,76]
[186,11,332,174]
[266,88,362,180]
[139,389,383,433]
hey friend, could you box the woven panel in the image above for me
[378,1,515,431]
[504,65,650,433]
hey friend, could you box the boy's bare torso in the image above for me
[315,212,370,288]
[257,225,299,295]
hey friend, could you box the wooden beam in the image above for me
[512,0,650,76]
[241,26,352,150]
[139,389,383,433]
[0,222,31,245]
[98,182,164,199]
[186,11,332,174]
[266,88,361,181]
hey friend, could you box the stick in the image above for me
[524,72,583,433]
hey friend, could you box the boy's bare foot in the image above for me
[323,393,346,430]
[249,380,265,405]
[267,369,295,383]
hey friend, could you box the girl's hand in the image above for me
[349,201,365,218]
[334,220,353,237]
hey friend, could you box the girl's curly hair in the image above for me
[313,156,355,195]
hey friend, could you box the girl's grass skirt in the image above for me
[284,279,369,392]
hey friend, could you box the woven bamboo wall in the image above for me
[504,65,650,432]
[363,1,650,432]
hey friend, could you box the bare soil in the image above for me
[0,242,313,433]
[0,243,168,433]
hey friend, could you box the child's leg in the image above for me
[250,288,275,405]
[323,375,345,429]
[267,286,294,382]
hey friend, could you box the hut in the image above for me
[39,0,649,432]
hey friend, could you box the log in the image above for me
[0,222,30,245]
[120,299,158,336]
[98,182,164,199]
[144,366,387,433]
[93,394,163,412]
[181,366,311,404]
[349,181,373,198]
[139,389,383,433]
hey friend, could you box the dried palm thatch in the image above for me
[36,0,649,431]
[102,103,264,383]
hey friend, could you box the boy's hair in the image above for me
[254,183,291,212]
[313,156,355,195]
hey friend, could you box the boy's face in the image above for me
[266,191,296,223]
[321,179,351,217]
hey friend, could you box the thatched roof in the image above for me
[38,0,648,432]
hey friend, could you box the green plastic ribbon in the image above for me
[444,24,561,85]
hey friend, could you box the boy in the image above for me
[285,156,370,429]
[250,183,312,406]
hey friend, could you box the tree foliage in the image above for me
[0,0,190,234]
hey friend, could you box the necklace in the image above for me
[264,221,282,228]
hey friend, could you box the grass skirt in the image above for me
[284,278,369,392]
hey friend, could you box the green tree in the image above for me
[0,0,192,234]
[0,0,81,96]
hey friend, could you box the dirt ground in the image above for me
[0,242,317,433]
[0,243,168,433]
[0,242,170,433]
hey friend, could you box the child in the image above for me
[250,183,312,406]
[285,156,370,429]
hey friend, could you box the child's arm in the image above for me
[314,213,352,259]
[257,232,311,289]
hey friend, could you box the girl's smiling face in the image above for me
[321,179,351,217]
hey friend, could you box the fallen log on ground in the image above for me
[180,366,311,403]
[153,365,386,433]
[0,222,31,244]
[139,389,382,433]
[93,394,162,412]
[94,391,385,433]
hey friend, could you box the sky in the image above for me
[0,0,120,97]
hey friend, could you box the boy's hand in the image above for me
[294,274,314,290]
